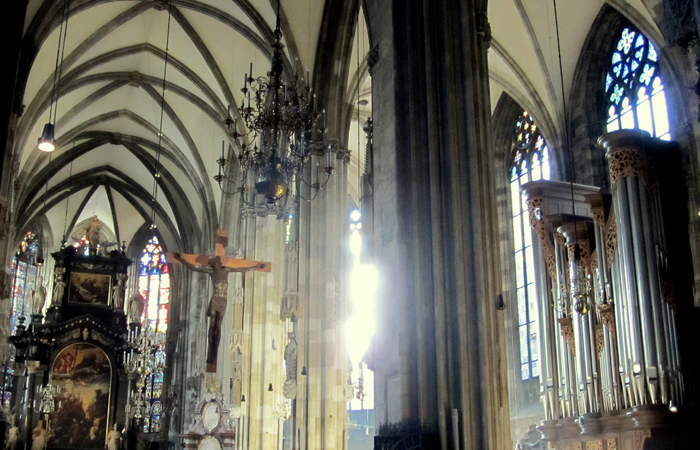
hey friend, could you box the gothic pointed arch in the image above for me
[491,91,554,413]
[567,4,687,188]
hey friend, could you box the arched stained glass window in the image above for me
[138,236,170,433]
[10,232,40,333]
[510,111,550,381]
[4,232,41,406]
[605,27,670,140]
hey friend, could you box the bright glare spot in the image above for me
[346,215,377,411]
[349,230,362,256]
[346,264,378,362]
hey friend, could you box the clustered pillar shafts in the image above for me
[522,130,683,429]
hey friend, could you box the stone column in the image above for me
[238,214,286,450]
[363,0,510,448]
[295,149,349,450]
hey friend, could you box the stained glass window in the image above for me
[138,236,169,432]
[510,111,550,381]
[605,27,670,140]
[10,232,40,334]
[5,232,41,406]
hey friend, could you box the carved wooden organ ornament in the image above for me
[520,130,684,437]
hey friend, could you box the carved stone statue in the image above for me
[83,215,102,248]
[106,423,122,450]
[127,293,144,323]
[52,267,66,306]
[30,420,46,450]
[230,348,243,406]
[5,417,19,450]
[32,277,46,316]
[112,273,127,311]
[280,291,298,321]
[518,424,545,450]
[283,332,298,399]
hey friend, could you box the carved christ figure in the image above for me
[169,229,270,372]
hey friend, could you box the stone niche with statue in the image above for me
[9,220,132,450]
[181,396,236,450]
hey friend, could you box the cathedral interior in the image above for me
[1,0,700,449]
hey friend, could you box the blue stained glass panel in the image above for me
[648,45,658,61]
[138,236,170,432]
[605,26,668,140]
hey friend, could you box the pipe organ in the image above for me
[523,130,691,449]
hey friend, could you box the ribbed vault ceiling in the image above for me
[488,0,662,151]
[15,0,336,253]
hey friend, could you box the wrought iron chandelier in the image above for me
[214,0,335,218]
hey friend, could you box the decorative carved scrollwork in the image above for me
[557,317,575,354]
[585,440,603,450]
[597,303,616,335]
[476,13,492,47]
[607,148,647,190]
[606,215,617,268]
[591,206,606,228]
[594,326,604,360]
[526,196,557,280]
[566,241,590,267]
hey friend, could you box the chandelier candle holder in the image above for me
[124,322,166,419]
[39,378,61,415]
[214,0,336,218]
[558,221,600,416]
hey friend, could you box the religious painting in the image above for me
[48,343,112,449]
[68,272,112,306]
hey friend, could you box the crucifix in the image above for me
[169,229,270,372]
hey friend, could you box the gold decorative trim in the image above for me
[526,196,557,280]
[597,303,616,335]
[606,438,617,450]
[586,440,603,450]
[635,429,651,450]
[591,205,606,228]
[595,325,605,360]
[605,215,617,268]
[607,147,647,189]
[558,317,575,354]
[567,241,590,267]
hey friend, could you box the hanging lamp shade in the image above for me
[37,123,55,152]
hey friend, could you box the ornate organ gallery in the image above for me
[523,130,694,449]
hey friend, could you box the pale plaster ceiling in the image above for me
[488,0,663,149]
[17,0,658,253]
[15,0,338,254]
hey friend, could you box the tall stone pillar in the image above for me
[237,214,287,449]
[295,150,350,450]
[364,0,510,448]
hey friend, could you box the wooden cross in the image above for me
[169,229,270,372]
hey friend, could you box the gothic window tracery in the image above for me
[10,232,41,333]
[605,27,670,140]
[138,236,170,433]
[510,111,550,381]
[4,232,42,407]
